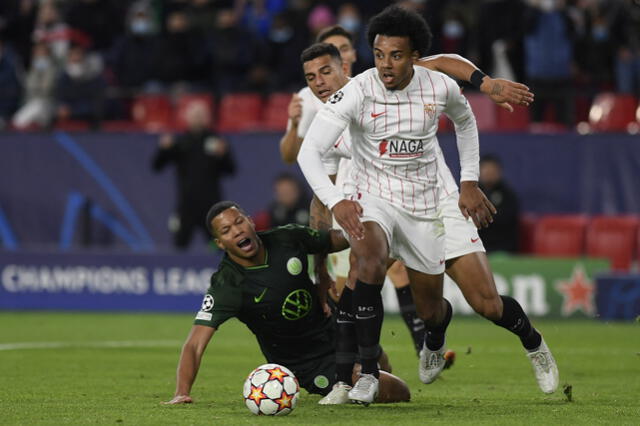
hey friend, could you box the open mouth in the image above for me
[318,89,331,99]
[237,238,253,252]
[382,72,395,85]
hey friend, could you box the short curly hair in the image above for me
[366,5,432,56]
[205,201,246,237]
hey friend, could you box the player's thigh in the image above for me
[349,220,390,282]
[446,252,502,319]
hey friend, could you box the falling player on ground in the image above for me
[162,201,410,405]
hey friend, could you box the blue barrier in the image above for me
[0,251,222,311]
[595,275,640,320]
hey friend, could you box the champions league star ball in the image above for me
[243,363,300,416]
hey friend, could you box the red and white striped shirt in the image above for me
[298,66,479,217]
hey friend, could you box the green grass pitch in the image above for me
[1,312,638,425]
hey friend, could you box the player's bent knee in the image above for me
[376,371,411,403]
[472,297,502,321]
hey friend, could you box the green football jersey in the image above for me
[194,225,335,367]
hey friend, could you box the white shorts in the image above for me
[356,192,445,275]
[440,192,486,260]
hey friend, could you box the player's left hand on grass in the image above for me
[161,395,193,405]
[480,77,534,112]
[458,182,497,229]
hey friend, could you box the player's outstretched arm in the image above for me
[279,94,304,164]
[415,54,534,112]
[162,325,216,405]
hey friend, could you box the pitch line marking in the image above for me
[0,340,183,351]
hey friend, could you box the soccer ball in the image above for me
[243,363,299,416]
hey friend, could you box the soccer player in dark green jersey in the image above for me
[163,201,410,404]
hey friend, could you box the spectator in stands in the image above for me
[253,173,310,231]
[523,0,576,128]
[207,8,266,95]
[185,0,218,33]
[266,11,307,91]
[109,1,161,89]
[478,155,520,253]
[32,0,77,63]
[574,0,618,92]
[54,44,105,128]
[0,0,38,68]
[156,11,207,89]
[0,38,22,128]
[152,102,236,250]
[476,0,525,81]
[335,3,371,75]
[64,0,123,53]
[12,42,57,129]
[614,0,640,96]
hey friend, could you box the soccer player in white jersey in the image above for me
[298,6,558,405]
[282,25,539,357]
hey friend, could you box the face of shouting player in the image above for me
[303,54,349,103]
[211,207,263,266]
[373,35,418,91]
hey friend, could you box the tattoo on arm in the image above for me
[309,195,332,231]
[491,83,503,96]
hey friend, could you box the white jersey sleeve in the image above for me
[295,87,323,138]
[441,75,480,183]
[297,81,363,210]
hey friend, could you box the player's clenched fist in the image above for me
[288,94,303,126]
[161,395,193,405]
[458,182,497,229]
[332,199,364,240]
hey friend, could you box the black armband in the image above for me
[470,70,487,89]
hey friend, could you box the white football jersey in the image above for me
[292,86,355,198]
[299,66,479,217]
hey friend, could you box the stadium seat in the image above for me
[495,105,530,131]
[518,214,538,254]
[54,119,91,131]
[262,93,292,131]
[218,94,263,132]
[174,94,215,131]
[586,216,639,271]
[532,215,588,257]
[465,93,497,131]
[588,93,638,132]
[131,95,173,132]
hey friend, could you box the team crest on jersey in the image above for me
[424,103,436,119]
[329,90,344,104]
[378,139,425,158]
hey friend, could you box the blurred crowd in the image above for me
[0,0,638,130]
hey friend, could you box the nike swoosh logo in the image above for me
[370,111,386,118]
[355,314,376,320]
[254,288,267,303]
[336,319,355,324]
[471,238,479,243]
